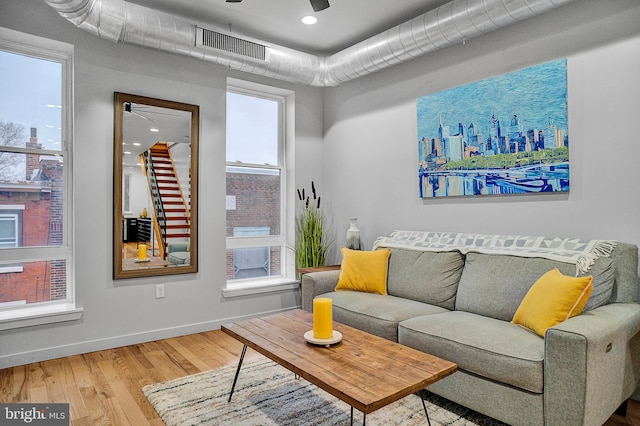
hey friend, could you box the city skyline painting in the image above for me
[416,58,569,198]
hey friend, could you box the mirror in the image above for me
[113,92,199,279]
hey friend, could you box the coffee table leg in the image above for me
[227,344,247,403]
[350,396,428,426]
[420,391,432,426]
[349,407,365,426]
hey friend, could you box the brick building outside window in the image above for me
[0,129,66,305]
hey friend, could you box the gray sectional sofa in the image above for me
[301,231,640,426]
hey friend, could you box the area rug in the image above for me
[143,357,506,425]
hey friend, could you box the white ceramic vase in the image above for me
[345,218,361,250]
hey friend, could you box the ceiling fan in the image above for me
[225,0,330,12]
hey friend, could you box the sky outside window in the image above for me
[0,50,62,152]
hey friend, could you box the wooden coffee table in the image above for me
[221,309,457,425]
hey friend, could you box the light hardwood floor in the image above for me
[0,329,638,425]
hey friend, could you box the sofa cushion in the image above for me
[455,253,615,321]
[335,247,391,295]
[386,248,465,310]
[512,268,592,337]
[318,290,448,341]
[399,311,545,393]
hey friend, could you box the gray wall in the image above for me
[323,0,640,255]
[0,0,323,367]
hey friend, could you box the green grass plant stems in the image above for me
[295,181,333,269]
[296,207,328,268]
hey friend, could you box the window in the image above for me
[0,27,80,327]
[225,79,295,294]
[0,213,20,248]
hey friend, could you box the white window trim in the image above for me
[0,208,22,273]
[224,78,296,297]
[0,205,25,253]
[0,26,82,328]
[0,213,19,248]
[221,278,299,298]
[0,303,83,331]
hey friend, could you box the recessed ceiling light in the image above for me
[150,128,159,132]
[302,16,317,25]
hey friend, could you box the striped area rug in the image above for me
[143,357,505,425]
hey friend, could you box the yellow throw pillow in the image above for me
[335,247,391,295]
[512,268,593,337]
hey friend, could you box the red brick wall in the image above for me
[0,193,55,304]
[49,260,66,301]
[0,262,51,304]
[0,187,67,303]
[40,158,65,299]
[225,171,282,279]
[22,193,51,246]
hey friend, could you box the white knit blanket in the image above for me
[373,231,616,275]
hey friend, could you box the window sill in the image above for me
[0,303,83,331]
[222,277,300,298]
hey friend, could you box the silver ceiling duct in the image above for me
[43,0,577,87]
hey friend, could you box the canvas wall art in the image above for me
[417,59,569,198]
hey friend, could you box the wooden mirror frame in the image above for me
[113,92,199,279]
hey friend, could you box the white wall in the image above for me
[0,0,324,367]
[323,0,640,256]
[123,166,150,218]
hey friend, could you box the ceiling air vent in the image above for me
[196,27,269,62]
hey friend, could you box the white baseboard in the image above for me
[0,307,298,369]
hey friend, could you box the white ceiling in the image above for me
[127,0,450,55]
[122,102,192,167]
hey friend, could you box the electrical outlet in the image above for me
[155,284,165,299]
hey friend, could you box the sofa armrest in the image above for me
[544,303,640,426]
[301,270,340,312]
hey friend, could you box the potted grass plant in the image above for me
[295,181,332,269]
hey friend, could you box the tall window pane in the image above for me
[226,89,285,282]
[0,35,70,310]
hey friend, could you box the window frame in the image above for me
[0,27,81,329]
[224,78,296,296]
